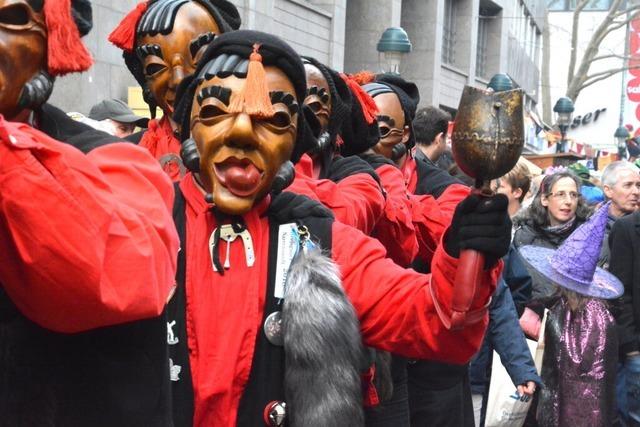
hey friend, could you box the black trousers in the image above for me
[365,356,410,427]
[407,361,474,427]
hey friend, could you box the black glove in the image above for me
[326,155,381,185]
[358,152,397,170]
[268,191,334,223]
[444,193,511,268]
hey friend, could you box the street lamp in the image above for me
[487,73,513,92]
[376,27,412,74]
[614,126,630,159]
[553,97,575,153]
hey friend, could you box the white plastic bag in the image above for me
[484,310,546,427]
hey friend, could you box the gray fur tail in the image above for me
[283,247,365,427]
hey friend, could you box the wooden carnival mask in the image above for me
[190,65,299,215]
[0,0,46,119]
[303,63,331,132]
[371,91,409,160]
[137,1,220,118]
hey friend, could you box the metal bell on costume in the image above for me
[263,400,287,426]
[263,311,283,346]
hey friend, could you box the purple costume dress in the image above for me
[538,298,618,426]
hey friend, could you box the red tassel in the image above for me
[340,73,379,125]
[109,2,148,52]
[350,70,376,86]
[229,44,275,119]
[44,0,94,76]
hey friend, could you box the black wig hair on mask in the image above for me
[18,70,55,110]
[122,0,241,116]
[173,30,315,163]
[137,0,190,36]
[363,82,394,98]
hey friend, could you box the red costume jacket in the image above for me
[0,116,179,333]
[403,154,471,264]
[139,116,183,181]
[179,174,502,426]
[289,154,385,234]
[372,163,418,266]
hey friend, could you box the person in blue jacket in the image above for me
[469,277,542,426]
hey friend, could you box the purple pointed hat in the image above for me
[519,203,623,299]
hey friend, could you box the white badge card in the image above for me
[274,223,299,300]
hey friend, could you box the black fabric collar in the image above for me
[36,104,125,153]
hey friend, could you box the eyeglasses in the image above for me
[549,191,579,201]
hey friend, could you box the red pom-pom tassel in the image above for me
[341,73,379,125]
[109,2,148,52]
[350,70,376,86]
[44,0,94,76]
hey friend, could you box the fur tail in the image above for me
[283,247,364,427]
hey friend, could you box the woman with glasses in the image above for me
[512,170,592,334]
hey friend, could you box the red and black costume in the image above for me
[169,30,507,427]
[289,153,385,235]
[0,1,179,424]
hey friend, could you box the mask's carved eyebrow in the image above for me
[136,44,163,60]
[377,115,395,126]
[270,91,299,115]
[305,86,329,103]
[189,32,216,59]
[197,85,231,106]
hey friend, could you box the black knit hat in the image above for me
[373,73,420,148]
[173,30,314,163]
[27,0,93,36]
[70,0,93,36]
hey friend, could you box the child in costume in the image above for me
[519,203,622,426]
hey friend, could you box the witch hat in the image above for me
[519,203,623,299]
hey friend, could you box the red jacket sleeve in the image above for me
[0,119,179,333]
[409,184,471,265]
[408,193,447,264]
[332,221,502,364]
[437,184,470,219]
[371,164,418,267]
[288,172,384,235]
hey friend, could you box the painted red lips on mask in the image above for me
[214,157,264,197]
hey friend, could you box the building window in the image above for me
[477,0,501,79]
[548,0,612,11]
[477,17,489,78]
[442,0,456,64]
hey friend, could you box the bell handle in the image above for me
[449,184,493,330]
